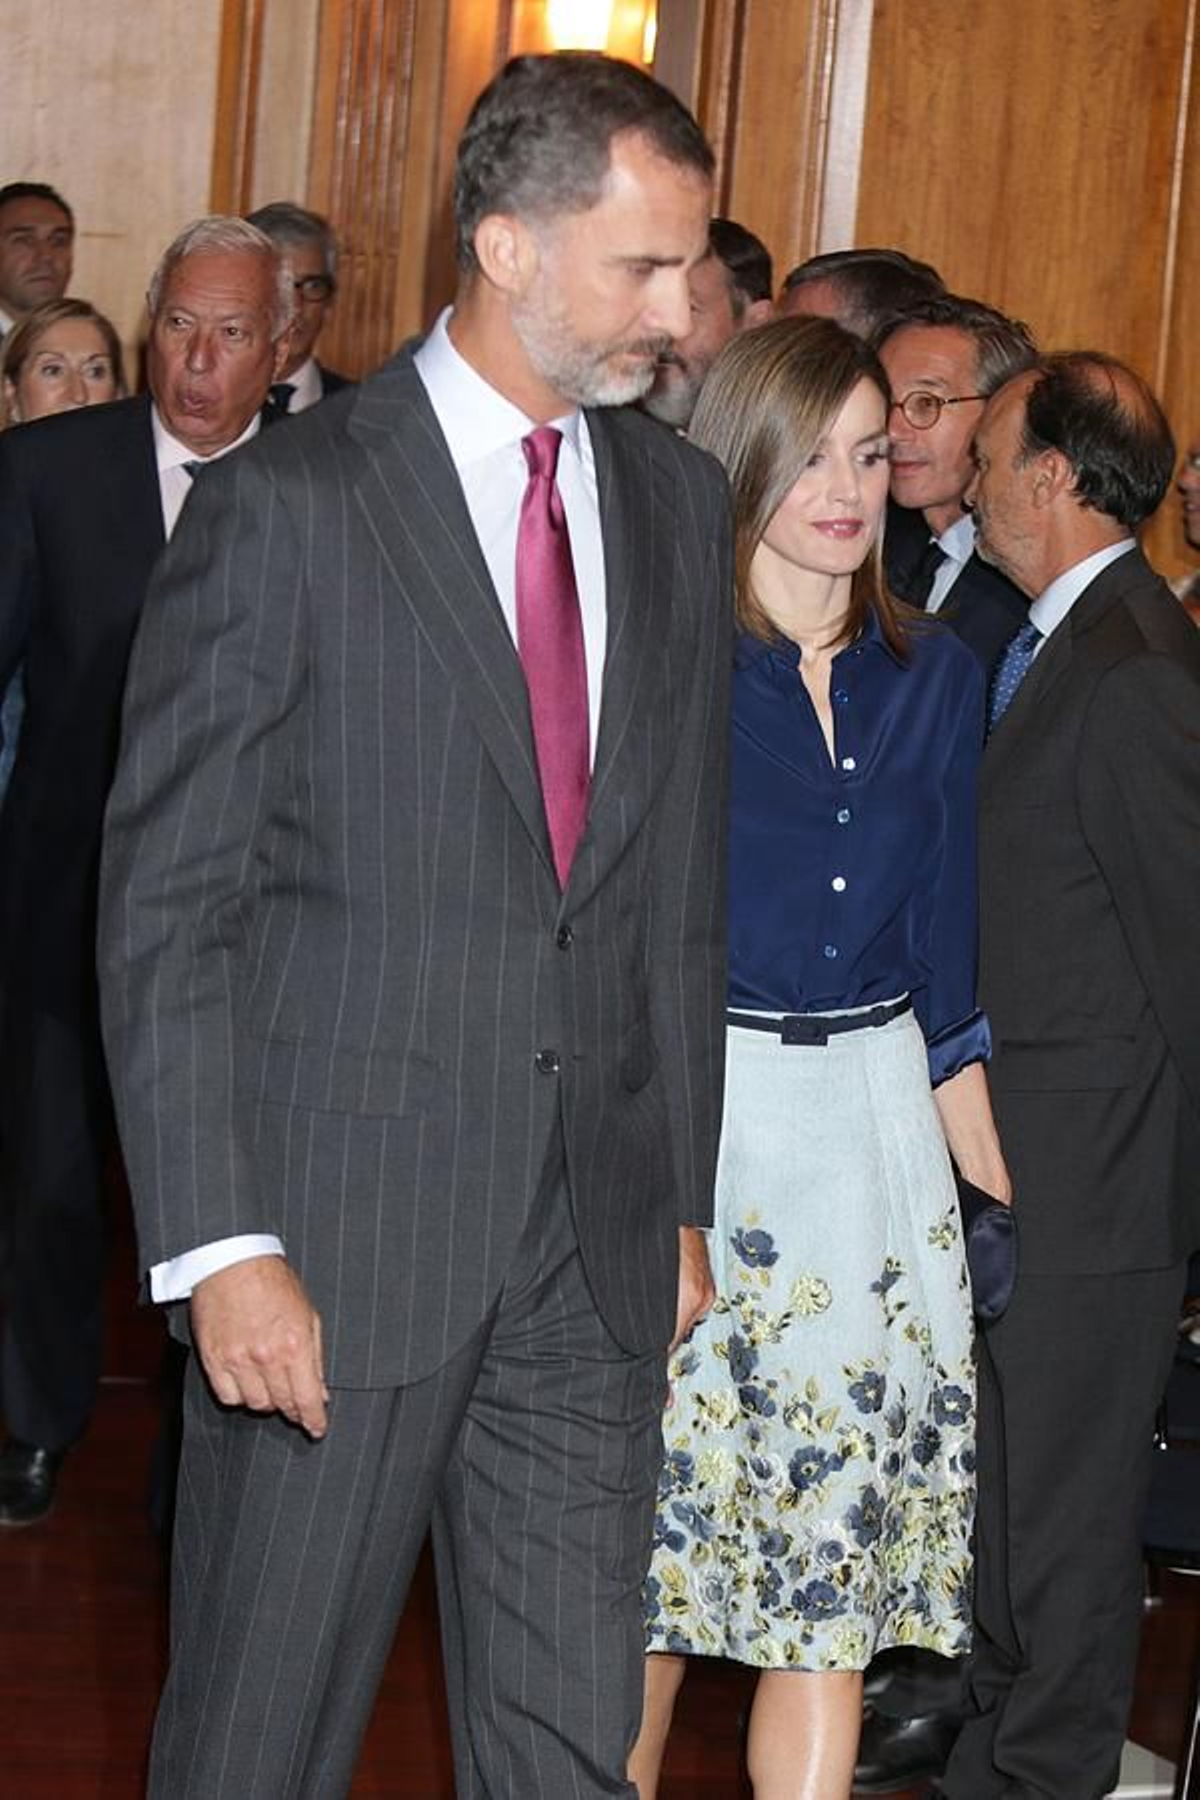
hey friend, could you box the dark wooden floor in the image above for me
[1,1209,1196,1798]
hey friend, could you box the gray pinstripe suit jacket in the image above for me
[98,347,733,1386]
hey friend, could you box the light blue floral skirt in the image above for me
[643,1008,975,1671]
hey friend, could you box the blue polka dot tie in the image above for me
[987,619,1043,735]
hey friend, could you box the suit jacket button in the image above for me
[535,1049,560,1075]
[556,925,573,949]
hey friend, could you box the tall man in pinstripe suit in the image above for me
[99,54,732,1798]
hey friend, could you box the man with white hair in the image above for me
[0,216,291,1525]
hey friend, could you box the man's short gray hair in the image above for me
[146,216,294,338]
[246,201,339,286]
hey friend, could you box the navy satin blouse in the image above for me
[727,611,991,1085]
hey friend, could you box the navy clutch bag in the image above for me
[956,1175,1018,1324]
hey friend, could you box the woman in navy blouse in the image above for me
[633,318,1011,1799]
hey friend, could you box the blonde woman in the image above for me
[0,298,125,795]
[633,318,1010,1799]
[1,296,123,424]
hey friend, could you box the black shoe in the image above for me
[853,1707,959,1793]
[0,1438,63,1526]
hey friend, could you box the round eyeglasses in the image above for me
[890,390,987,430]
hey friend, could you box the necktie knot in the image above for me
[522,424,563,483]
[907,537,948,609]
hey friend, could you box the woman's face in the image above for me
[5,317,119,422]
[759,376,891,580]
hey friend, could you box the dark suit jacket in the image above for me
[0,394,165,1025]
[979,545,1200,1274]
[98,347,733,1385]
[886,501,1027,677]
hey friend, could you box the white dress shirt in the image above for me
[153,407,262,539]
[414,306,607,758]
[151,309,609,1302]
[925,511,978,614]
[281,355,324,413]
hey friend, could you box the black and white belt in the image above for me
[726,995,912,1046]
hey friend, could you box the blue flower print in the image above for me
[912,1423,942,1466]
[791,1579,848,1621]
[933,1384,971,1428]
[658,1448,694,1497]
[788,1442,844,1495]
[731,1227,779,1269]
[727,1332,758,1384]
[848,1368,886,1413]
[847,1485,885,1548]
[738,1383,777,1419]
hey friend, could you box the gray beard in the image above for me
[510,290,666,409]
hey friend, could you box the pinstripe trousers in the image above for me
[150,1144,668,1799]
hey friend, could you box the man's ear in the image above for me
[740,297,775,331]
[1032,447,1073,508]
[473,213,539,298]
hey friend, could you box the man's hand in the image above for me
[671,1225,715,1351]
[190,1255,329,1438]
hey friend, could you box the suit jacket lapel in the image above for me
[347,351,553,874]
[114,395,167,579]
[572,409,677,897]
[982,549,1134,783]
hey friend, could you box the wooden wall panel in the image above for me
[1146,0,1200,578]
[2,0,224,373]
[854,0,1197,577]
[856,2,1187,362]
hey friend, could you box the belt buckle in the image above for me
[782,1014,828,1046]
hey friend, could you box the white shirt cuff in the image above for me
[149,1234,285,1303]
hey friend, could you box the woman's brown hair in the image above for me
[689,314,911,657]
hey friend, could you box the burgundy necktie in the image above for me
[516,425,590,888]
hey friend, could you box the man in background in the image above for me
[778,244,944,338]
[876,294,1036,677]
[0,217,290,1526]
[642,215,773,430]
[0,182,74,338]
[246,199,350,409]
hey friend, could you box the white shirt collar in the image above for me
[935,511,977,564]
[414,307,584,472]
[284,356,323,412]
[152,403,262,475]
[1029,538,1136,641]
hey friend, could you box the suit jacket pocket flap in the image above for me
[238,1035,440,1117]
[993,1034,1138,1092]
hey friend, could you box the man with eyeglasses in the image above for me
[854,291,1041,1795]
[877,294,1038,680]
[246,201,351,411]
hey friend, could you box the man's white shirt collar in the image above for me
[414,307,586,472]
[152,404,261,475]
[935,512,977,564]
